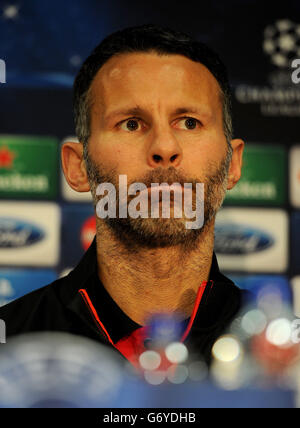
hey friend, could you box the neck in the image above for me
[96,220,215,325]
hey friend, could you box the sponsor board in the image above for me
[229,274,292,304]
[0,269,57,307]
[225,144,286,205]
[235,19,300,119]
[215,208,288,272]
[291,276,300,317]
[0,202,60,266]
[60,137,92,202]
[0,135,59,199]
[291,211,300,274]
[290,145,300,208]
[60,204,95,268]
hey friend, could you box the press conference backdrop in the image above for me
[0,0,299,314]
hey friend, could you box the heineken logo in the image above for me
[0,146,15,168]
[215,224,274,254]
[228,181,277,200]
[0,137,58,198]
[0,173,49,192]
[0,218,45,248]
[0,143,49,193]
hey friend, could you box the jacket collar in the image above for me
[62,236,241,343]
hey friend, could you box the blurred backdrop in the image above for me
[0,0,299,313]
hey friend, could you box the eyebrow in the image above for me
[104,105,211,122]
[173,107,208,116]
[105,106,144,122]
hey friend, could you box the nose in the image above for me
[147,130,183,169]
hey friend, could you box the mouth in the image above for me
[138,184,184,202]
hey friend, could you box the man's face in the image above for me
[85,52,233,248]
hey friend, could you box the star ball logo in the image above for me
[235,19,300,117]
[262,19,300,85]
[263,19,300,68]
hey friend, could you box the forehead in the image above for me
[89,52,222,114]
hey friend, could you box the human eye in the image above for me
[175,117,202,130]
[118,118,143,132]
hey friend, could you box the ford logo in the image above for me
[214,224,274,255]
[0,217,44,248]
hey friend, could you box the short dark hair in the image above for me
[73,24,233,154]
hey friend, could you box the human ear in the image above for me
[61,141,90,192]
[227,139,245,190]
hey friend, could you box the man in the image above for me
[0,25,244,367]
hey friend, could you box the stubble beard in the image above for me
[84,147,232,251]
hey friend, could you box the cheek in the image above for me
[182,138,227,177]
[197,134,227,160]
[89,137,142,178]
[183,141,217,162]
[89,134,121,164]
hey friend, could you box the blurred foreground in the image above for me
[0,284,299,408]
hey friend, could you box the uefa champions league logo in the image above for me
[263,19,300,68]
[263,19,300,85]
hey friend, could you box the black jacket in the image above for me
[0,238,244,364]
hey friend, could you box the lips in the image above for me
[138,184,183,202]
